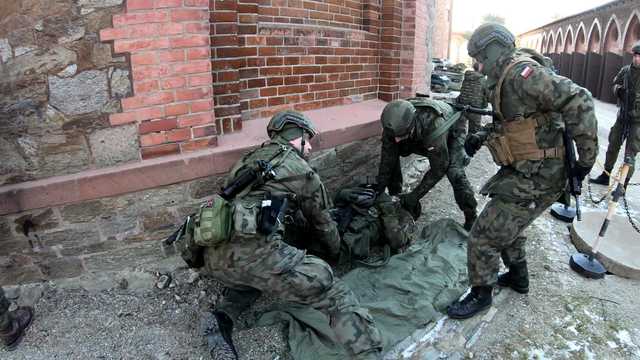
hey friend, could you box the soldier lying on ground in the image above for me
[376,98,479,230]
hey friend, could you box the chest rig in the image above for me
[485,58,564,166]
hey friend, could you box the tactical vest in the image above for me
[407,98,463,144]
[486,58,564,166]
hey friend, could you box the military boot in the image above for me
[447,286,492,319]
[201,310,238,360]
[589,171,609,185]
[0,306,34,351]
[463,211,477,231]
[497,261,529,294]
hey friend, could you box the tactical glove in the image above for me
[614,85,625,99]
[464,134,483,157]
[399,192,421,220]
[575,164,592,183]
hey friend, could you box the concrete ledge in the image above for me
[0,100,386,215]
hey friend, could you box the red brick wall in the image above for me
[101,0,217,159]
[102,0,431,152]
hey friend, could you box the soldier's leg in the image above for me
[622,121,639,182]
[274,256,382,359]
[604,118,625,172]
[467,194,557,287]
[216,286,262,322]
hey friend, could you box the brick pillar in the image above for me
[210,0,244,134]
[400,0,428,98]
[379,0,403,101]
[101,0,217,159]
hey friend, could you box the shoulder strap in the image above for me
[494,58,532,121]
[423,111,462,144]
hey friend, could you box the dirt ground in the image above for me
[2,100,639,360]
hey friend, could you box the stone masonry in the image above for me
[0,137,381,286]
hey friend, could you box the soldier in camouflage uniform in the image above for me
[204,111,382,359]
[447,23,598,319]
[0,287,34,351]
[590,41,640,187]
[376,98,479,230]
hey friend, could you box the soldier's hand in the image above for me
[464,134,483,157]
[614,85,625,99]
[399,193,421,220]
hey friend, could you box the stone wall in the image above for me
[0,136,381,286]
[0,0,136,185]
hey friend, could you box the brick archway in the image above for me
[564,26,575,53]
[603,15,621,52]
[623,11,640,52]
[554,28,564,53]
[588,19,602,53]
[575,23,587,54]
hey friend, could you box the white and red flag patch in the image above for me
[520,66,534,79]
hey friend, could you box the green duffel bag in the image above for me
[193,194,233,247]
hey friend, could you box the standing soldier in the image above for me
[590,41,640,188]
[376,98,479,230]
[201,111,382,359]
[447,23,598,319]
[0,287,33,350]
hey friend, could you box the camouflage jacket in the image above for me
[222,138,340,258]
[480,48,599,200]
[377,99,464,199]
[613,65,640,120]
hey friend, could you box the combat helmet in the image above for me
[467,23,515,58]
[267,110,318,139]
[381,100,416,137]
[632,41,640,55]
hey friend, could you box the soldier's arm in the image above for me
[376,128,402,193]
[298,177,341,258]
[612,67,626,97]
[514,63,598,168]
[410,135,449,199]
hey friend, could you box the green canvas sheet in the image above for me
[257,218,469,359]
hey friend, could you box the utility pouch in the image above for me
[193,194,233,247]
[257,194,289,235]
[486,133,514,166]
[174,215,204,268]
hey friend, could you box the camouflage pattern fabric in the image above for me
[467,193,558,285]
[604,65,640,179]
[205,138,382,359]
[0,288,9,330]
[376,102,478,216]
[468,48,598,287]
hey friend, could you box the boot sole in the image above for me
[6,314,33,351]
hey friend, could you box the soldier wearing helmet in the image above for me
[376,97,478,230]
[447,23,598,319]
[202,111,383,360]
[590,40,640,188]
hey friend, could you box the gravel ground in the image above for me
[2,100,639,360]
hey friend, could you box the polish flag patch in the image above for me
[520,66,534,79]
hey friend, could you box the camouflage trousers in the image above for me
[467,192,559,286]
[604,116,639,180]
[204,234,382,359]
[0,287,10,330]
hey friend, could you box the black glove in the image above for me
[574,164,592,183]
[464,134,483,157]
[614,85,625,99]
[399,193,421,220]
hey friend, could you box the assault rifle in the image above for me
[219,160,276,201]
[449,103,496,117]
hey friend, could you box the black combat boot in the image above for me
[0,306,34,351]
[497,261,529,294]
[463,211,477,231]
[589,171,609,185]
[201,310,238,360]
[447,286,492,319]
